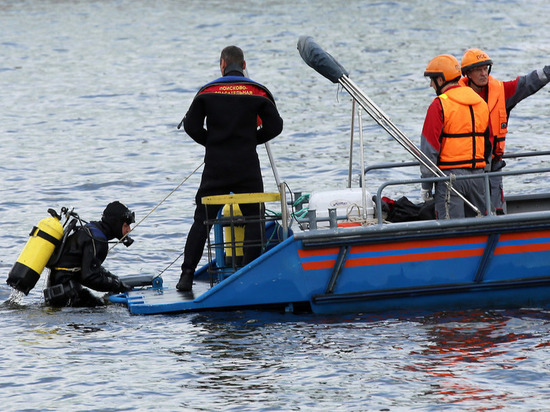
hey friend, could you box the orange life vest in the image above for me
[438,86,489,169]
[459,76,507,157]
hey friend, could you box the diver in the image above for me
[43,201,135,307]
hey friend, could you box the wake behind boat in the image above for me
[110,37,550,315]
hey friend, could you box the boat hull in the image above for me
[114,211,550,315]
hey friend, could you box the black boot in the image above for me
[176,268,194,292]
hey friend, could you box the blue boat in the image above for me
[111,37,550,315]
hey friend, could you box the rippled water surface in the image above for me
[2,0,550,410]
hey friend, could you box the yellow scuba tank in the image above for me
[7,209,64,295]
[223,203,244,266]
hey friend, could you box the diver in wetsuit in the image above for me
[44,201,135,307]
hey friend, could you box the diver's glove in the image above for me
[114,278,133,293]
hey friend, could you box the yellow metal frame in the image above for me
[202,192,282,282]
[202,192,281,205]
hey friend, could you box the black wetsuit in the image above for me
[45,221,127,307]
[181,70,283,271]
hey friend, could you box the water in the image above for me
[1,0,550,410]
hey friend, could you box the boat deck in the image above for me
[126,279,209,305]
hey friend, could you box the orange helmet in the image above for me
[461,48,493,74]
[424,54,461,82]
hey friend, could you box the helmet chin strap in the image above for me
[435,75,461,95]
[467,75,485,90]
[435,77,451,95]
[435,79,445,95]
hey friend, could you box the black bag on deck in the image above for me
[387,196,435,222]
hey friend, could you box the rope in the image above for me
[345,203,377,226]
[154,250,185,279]
[102,162,203,281]
[444,173,456,220]
[109,162,204,252]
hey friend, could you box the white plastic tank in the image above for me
[308,188,374,226]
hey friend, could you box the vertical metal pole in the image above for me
[265,142,281,187]
[347,99,356,188]
[357,107,367,220]
[308,209,318,230]
[279,182,289,240]
[268,143,287,239]
[328,208,337,229]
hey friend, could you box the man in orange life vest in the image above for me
[176,46,283,291]
[420,54,491,219]
[459,49,550,214]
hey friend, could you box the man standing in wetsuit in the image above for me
[176,45,283,291]
[44,201,135,307]
[459,49,550,214]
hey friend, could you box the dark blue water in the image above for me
[2,0,550,410]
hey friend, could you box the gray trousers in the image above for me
[490,174,504,212]
[434,168,487,219]
[489,159,506,213]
